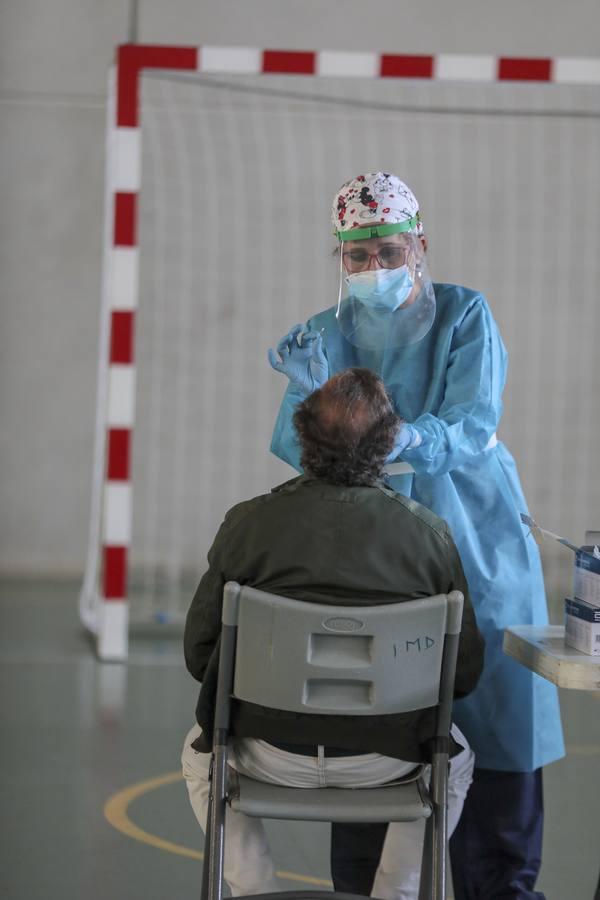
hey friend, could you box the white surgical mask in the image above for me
[345,266,414,311]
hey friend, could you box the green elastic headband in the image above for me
[336,216,420,242]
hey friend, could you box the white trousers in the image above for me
[182,723,474,900]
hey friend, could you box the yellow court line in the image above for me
[104,771,201,860]
[103,771,332,887]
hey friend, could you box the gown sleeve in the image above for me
[402,295,507,476]
[269,314,330,472]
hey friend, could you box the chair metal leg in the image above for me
[430,753,449,900]
[201,755,216,900]
[418,815,434,900]
[207,745,229,900]
[431,802,448,900]
[200,789,212,900]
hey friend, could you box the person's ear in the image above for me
[419,235,428,253]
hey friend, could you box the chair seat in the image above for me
[229,774,432,823]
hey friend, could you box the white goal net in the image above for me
[82,65,600,654]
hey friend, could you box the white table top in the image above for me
[503,625,600,691]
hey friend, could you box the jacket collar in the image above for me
[270,473,392,497]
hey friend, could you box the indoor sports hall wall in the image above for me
[2,1,599,584]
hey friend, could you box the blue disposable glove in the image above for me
[268,324,329,396]
[386,423,420,462]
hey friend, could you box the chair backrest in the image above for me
[223,582,463,717]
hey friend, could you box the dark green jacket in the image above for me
[184,475,484,760]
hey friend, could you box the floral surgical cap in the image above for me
[331,172,423,237]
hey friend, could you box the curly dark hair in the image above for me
[293,368,402,487]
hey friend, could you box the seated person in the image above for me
[182,367,484,900]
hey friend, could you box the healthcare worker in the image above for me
[268,172,565,900]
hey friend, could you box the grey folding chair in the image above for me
[202,581,464,900]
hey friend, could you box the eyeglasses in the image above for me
[342,245,409,273]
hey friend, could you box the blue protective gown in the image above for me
[271,283,565,772]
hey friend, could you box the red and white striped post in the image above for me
[97,47,199,659]
[92,43,600,659]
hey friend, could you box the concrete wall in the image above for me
[2,0,599,574]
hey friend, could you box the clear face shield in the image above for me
[335,224,436,350]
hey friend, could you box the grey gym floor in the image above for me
[1,579,599,900]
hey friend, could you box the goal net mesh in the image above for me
[107,71,600,623]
